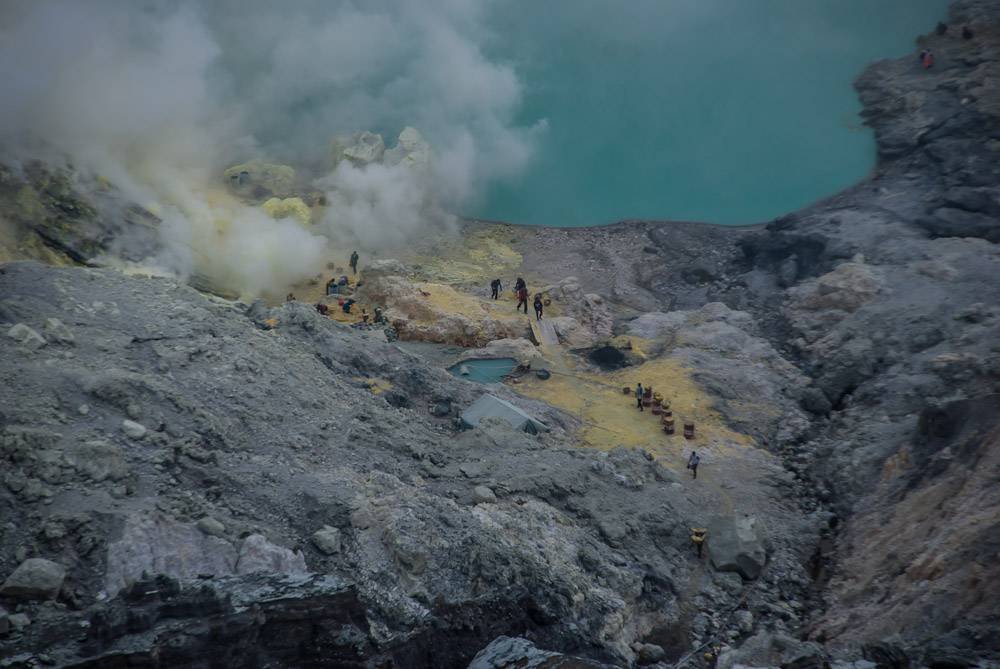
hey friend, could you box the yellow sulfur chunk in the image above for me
[261,197,312,225]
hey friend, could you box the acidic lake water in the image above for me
[477,0,949,227]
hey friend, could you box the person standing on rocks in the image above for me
[350,250,359,275]
[922,49,934,69]
[533,294,544,320]
[515,282,529,314]
[636,383,644,411]
[490,278,503,300]
[687,451,700,479]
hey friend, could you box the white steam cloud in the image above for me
[0,0,543,297]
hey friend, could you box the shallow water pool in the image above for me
[449,358,518,384]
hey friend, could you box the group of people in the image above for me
[491,277,544,321]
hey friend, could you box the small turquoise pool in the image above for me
[448,358,517,384]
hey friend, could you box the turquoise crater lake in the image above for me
[477,0,949,227]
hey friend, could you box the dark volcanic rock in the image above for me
[916,207,1000,242]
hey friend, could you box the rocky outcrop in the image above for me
[104,513,306,596]
[0,558,66,601]
[356,259,529,346]
[457,337,545,367]
[708,515,767,581]
[332,127,431,171]
[384,127,432,169]
[332,130,386,166]
[814,396,1000,659]
[0,161,161,266]
[537,278,614,348]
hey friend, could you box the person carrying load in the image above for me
[690,527,708,558]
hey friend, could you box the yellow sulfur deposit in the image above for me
[262,197,312,226]
[515,356,753,471]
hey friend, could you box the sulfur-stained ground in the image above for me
[515,352,754,468]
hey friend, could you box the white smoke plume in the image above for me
[0,0,543,297]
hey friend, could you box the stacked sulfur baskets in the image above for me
[623,386,695,439]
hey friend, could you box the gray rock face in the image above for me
[0,558,65,600]
[708,515,767,581]
[104,514,239,595]
[0,605,9,637]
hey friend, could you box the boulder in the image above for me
[635,642,666,665]
[6,323,46,349]
[0,558,66,600]
[64,439,129,482]
[787,262,883,313]
[627,311,688,339]
[457,338,543,368]
[196,516,226,538]
[43,318,74,344]
[235,534,308,575]
[383,127,431,169]
[311,526,342,555]
[7,613,29,631]
[800,387,833,415]
[708,514,766,581]
[473,486,497,504]
[332,131,386,166]
[121,419,147,440]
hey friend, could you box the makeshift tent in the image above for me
[460,394,549,434]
